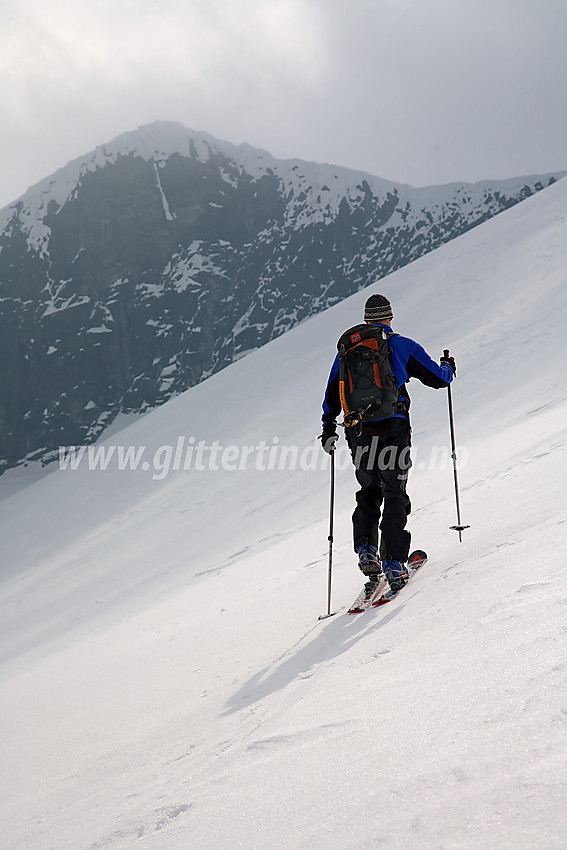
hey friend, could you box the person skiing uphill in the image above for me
[320,293,455,598]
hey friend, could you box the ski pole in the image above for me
[319,446,337,620]
[443,349,470,543]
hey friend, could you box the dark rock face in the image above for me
[0,122,561,470]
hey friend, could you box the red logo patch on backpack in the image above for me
[350,332,362,343]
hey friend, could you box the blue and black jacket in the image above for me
[322,322,454,429]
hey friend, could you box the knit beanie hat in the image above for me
[364,294,393,322]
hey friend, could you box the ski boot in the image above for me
[382,557,409,593]
[357,540,380,575]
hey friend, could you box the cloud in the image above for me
[1,0,327,116]
[0,0,565,207]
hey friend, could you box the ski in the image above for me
[371,549,428,607]
[346,550,428,614]
[347,575,389,614]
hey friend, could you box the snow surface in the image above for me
[1,178,567,849]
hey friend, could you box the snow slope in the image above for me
[1,179,566,849]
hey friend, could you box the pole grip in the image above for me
[443,348,450,358]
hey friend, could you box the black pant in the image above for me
[347,418,412,562]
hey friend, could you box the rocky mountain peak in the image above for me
[0,122,563,472]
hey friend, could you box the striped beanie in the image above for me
[364,294,393,322]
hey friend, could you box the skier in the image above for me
[320,293,455,598]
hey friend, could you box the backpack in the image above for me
[337,323,401,429]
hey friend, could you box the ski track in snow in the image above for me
[1,178,566,849]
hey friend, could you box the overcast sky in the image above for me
[1,0,566,208]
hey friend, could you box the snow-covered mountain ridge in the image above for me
[1,176,566,849]
[0,121,563,473]
[1,121,550,251]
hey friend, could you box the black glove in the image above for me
[440,354,456,376]
[319,426,338,454]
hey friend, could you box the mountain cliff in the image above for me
[0,121,561,470]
